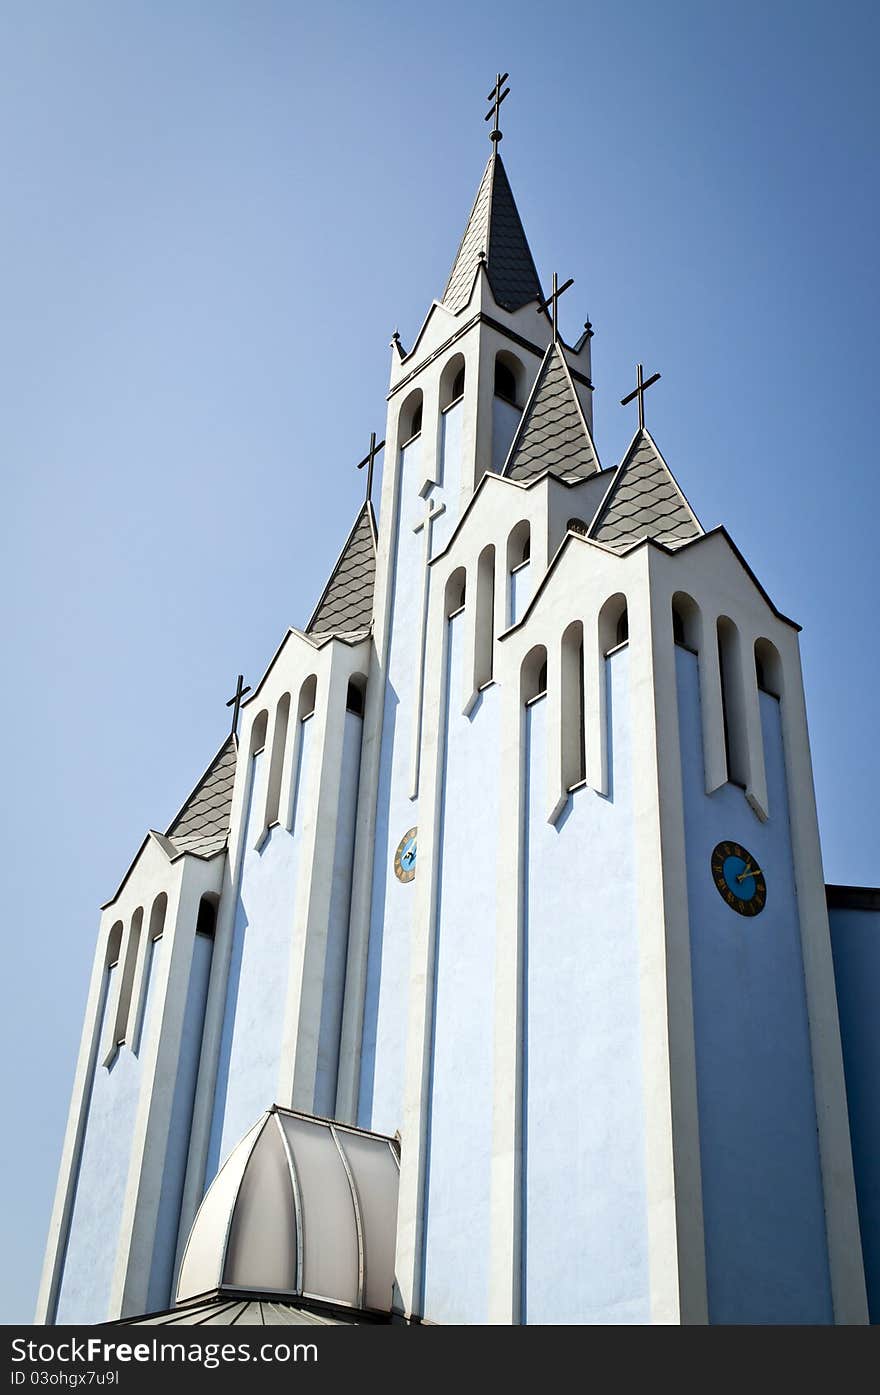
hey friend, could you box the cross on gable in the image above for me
[536,272,574,342]
[356,431,385,504]
[620,363,661,430]
[485,72,510,144]
[226,674,252,736]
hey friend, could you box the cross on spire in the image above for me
[356,431,385,504]
[485,72,510,145]
[536,272,574,342]
[620,362,661,430]
[226,674,251,736]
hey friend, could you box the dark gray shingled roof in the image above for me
[588,429,703,552]
[165,736,237,858]
[306,502,377,639]
[442,152,543,315]
[503,342,600,482]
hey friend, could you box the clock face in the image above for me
[394,827,418,883]
[711,841,767,917]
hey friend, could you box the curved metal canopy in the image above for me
[177,1107,400,1315]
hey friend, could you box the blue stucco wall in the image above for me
[510,563,531,627]
[492,396,521,471]
[360,437,423,1133]
[146,928,213,1311]
[208,724,314,1176]
[431,401,462,555]
[55,946,164,1323]
[522,647,649,1324]
[314,710,363,1117]
[830,905,880,1322]
[361,407,474,1133]
[677,646,833,1323]
[422,614,499,1323]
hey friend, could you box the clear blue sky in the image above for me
[2,0,877,1323]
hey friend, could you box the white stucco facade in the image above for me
[38,129,874,1328]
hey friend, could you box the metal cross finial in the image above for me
[226,674,251,736]
[485,72,510,145]
[620,363,662,430]
[536,272,574,342]
[356,431,385,504]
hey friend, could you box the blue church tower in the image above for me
[37,82,879,1327]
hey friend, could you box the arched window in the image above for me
[475,544,496,688]
[717,617,749,786]
[508,520,530,570]
[265,693,291,829]
[346,675,366,716]
[250,709,268,755]
[562,620,586,788]
[755,637,783,697]
[440,353,466,410]
[494,352,521,406]
[400,388,423,444]
[567,517,588,537]
[446,566,466,617]
[507,520,531,626]
[112,906,144,1050]
[132,893,167,1054]
[298,675,317,722]
[522,644,548,703]
[196,893,218,939]
[672,592,700,650]
[598,593,628,657]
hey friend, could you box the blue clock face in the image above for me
[711,841,767,916]
[394,827,418,883]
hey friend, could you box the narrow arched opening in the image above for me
[440,352,466,411]
[446,566,467,618]
[522,644,548,704]
[475,544,496,688]
[400,388,423,445]
[717,616,749,786]
[672,592,701,651]
[562,620,586,789]
[755,637,783,698]
[598,593,629,656]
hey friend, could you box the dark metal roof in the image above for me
[306,502,377,639]
[503,342,600,482]
[826,884,880,912]
[165,736,237,858]
[589,428,702,552]
[442,152,543,315]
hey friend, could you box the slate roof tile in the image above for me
[307,503,377,639]
[166,736,237,858]
[503,343,600,482]
[443,153,543,315]
[588,430,702,553]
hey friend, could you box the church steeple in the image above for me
[441,82,543,316]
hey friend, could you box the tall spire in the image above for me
[442,76,543,316]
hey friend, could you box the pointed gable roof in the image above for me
[306,502,377,638]
[165,735,237,858]
[442,152,543,315]
[503,341,600,482]
[588,428,703,553]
